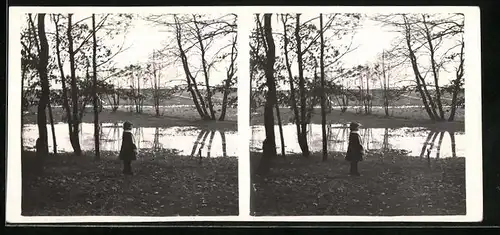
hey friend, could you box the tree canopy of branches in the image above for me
[373,13,465,121]
[251,13,361,158]
[22,13,133,157]
[145,13,238,121]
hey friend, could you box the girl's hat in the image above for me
[349,122,361,129]
[123,121,133,129]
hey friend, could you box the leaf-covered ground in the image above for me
[22,151,238,216]
[250,151,465,216]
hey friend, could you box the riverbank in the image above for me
[250,152,465,216]
[23,106,237,131]
[22,151,238,216]
[251,107,464,131]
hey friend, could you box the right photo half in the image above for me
[249,12,467,216]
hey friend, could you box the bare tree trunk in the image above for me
[219,79,232,121]
[366,70,372,114]
[219,35,237,121]
[36,13,50,170]
[319,14,328,162]
[67,14,83,156]
[92,14,100,160]
[53,14,77,152]
[47,101,57,155]
[173,15,209,120]
[275,103,286,158]
[136,74,141,113]
[21,60,27,112]
[422,15,445,120]
[151,50,161,117]
[449,38,464,121]
[295,14,310,157]
[280,14,302,148]
[381,50,390,116]
[402,15,439,121]
[257,14,277,175]
[193,15,216,120]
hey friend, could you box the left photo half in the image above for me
[14,11,238,217]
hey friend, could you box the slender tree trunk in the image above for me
[53,14,75,149]
[449,39,464,121]
[36,13,50,169]
[67,14,82,156]
[281,14,302,146]
[295,14,310,157]
[381,50,390,116]
[47,101,57,155]
[219,35,237,121]
[173,15,209,120]
[422,15,445,120]
[136,74,141,113]
[319,14,328,161]
[407,50,435,120]
[92,14,100,160]
[402,15,438,121]
[193,15,216,120]
[366,71,371,114]
[275,103,286,158]
[219,78,231,121]
[155,81,160,116]
[21,62,27,112]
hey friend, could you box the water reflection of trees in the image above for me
[322,126,458,161]
[419,130,457,161]
[101,125,229,157]
[190,129,228,158]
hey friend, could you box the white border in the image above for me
[7,6,482,223]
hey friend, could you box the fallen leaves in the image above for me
[22,151,238,216]
[251,152,466,216]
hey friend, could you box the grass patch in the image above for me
[251,108,464,131]
[250,151,465,216]
[23,107,237,131]
[22,151,238,216]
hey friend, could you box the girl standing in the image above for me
[345,122,364,176]
[119,121,137,175]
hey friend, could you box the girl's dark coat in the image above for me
[345,132,364,162]
[119,131,137,161]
